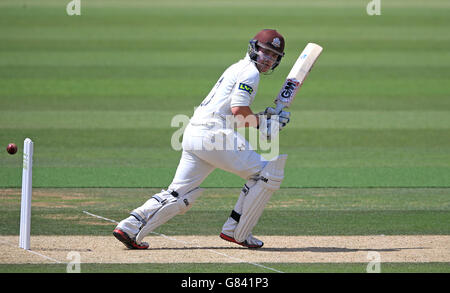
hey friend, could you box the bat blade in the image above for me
[274,43,323,112]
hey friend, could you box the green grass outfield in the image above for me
[1,187,449,273]
[0,0,449,273]
[1,188,450,236]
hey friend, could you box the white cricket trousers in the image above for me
[167,124,267,196]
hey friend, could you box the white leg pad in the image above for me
[131,190,175,225]
[135,188,204,243]
[221,179,257,237]
[233,154,287,243]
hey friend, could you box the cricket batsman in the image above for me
[113,29,290,249]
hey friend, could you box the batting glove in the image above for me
[264,107,291,130]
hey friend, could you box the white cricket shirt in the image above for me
[189,54,260,129]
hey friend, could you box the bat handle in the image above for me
[274,102,285,114]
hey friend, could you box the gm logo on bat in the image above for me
[280,78,300,101]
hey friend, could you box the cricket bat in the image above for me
[274,43,323,113]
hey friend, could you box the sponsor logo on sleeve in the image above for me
[238,83,253,95]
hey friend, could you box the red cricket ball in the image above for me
[7,143,18,155]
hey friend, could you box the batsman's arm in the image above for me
[231,106,259,128]
[231,106,290,129]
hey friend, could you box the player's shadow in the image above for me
[147,246,426,252]
[257,247,424,253]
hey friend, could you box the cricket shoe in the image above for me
[220,232,264,249]
[113,228,149,250]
